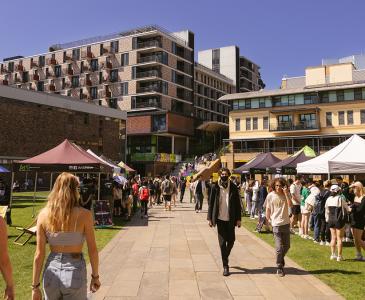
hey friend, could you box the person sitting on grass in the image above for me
[265,178,293,277]
[0,216,14,300]
[32,172,100,300]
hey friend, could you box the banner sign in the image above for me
[131,153,182,163]
[94,200,113,228]
[14,163,105,172]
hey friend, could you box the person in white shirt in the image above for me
[289,175,302,234]
[250,181,260,219]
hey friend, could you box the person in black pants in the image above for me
[179,177,186,203]
[207,168,242,276]
[195,175,204,212]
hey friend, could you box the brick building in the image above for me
[0,85,126,164]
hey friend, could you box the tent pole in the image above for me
[49,173,53,191]
[9,172,15,209]
[98,172,101,201]
[33,172,38,218]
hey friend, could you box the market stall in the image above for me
[233,152,281,174]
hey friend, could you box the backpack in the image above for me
[335,196,347,224]
[162,180,172,195]
[139,187,149,201]
[133,184,139,196]
[313,190,329,215]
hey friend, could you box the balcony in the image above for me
[99,89,112,99]
[31,61,38,68]
[47,58,57,65]
[46,71,55,79]
[270,121,319,132]
[137,40,161,49]
[136,70,160,79]
[48,84,56,92]
[138,55,162,64]
[101,61,113,69]
[132,97,161,109]
[15,65,24,72]
[137,85,162,93]
[81,51,93,60]
[64,54,73,62]
[31,74,39,81]
[63,68,74,76]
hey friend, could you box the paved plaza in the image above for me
[90,197,344,300]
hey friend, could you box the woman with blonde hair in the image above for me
[32,172,100,300]
[349,181,365,261]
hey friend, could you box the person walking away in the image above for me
[32,172,100,300]
[0,217,14,300]
[154,177,161,205]
[265,178,293,277]
[245,180,254,216]
[304,180,321,239]
[179,176,186,203]
[139,181,150,218]
[313,180,331,245]
[348,181,365,260]
[300,180,311,238]
[148,179,156,208]
[325,184,351,261]
[207,168,241,276]
[250,180,260,219]
[171,177,178,207]
[113,182,123,217]
[257,180,268,216]
[289,175,302,234]
[195,175,205,213]
[132,179,140,213]
[161,175,173,211]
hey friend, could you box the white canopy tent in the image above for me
[297,134,365,175]
[86,149,121,174]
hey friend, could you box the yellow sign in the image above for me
[0,206,8,218]
[212,173,219,182]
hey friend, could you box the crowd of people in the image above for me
[238,175,365,266]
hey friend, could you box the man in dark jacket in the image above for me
[207,168,242,276]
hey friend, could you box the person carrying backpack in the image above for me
[139,180,150,218]
[132,179,139,213]
[161,175,173,211]
[313,180,331,244]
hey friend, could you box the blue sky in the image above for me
[1,0,365,88]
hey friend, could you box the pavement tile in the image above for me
[106,280,140,297]
[169,280,200,297]
[224,278,262,296]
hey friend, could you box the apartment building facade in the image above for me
[220,62,365,170]
[198,46,265,93]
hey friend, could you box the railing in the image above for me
[138,55,161,64]
[132,100,161,109]
[63,68,74,76]
[47,58,57,65]
[15,65,24,72]
[101,62,113,69]
[81,51,93,59]
[137,85,162,93]
[270,122,319,132]
[136,70,160,79]
[137,40,161,49]
[31,61,38,68]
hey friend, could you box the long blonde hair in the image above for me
[45,172,80,232]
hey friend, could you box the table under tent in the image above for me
[11,139,113,217]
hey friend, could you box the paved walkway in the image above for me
[91,197,343,300]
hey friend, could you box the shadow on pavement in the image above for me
[231,266,361,275]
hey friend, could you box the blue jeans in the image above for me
[313,214,322,242]
[250,201,257,218]
[43,253,87,300]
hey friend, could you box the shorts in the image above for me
[291,205,301,215]
[301,206,310,215]
[43,253,87,300]
[163,195,171,202]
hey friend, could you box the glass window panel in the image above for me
[344,89,354,101]
[295,94,304,105]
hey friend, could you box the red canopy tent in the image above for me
[11,139,113,216]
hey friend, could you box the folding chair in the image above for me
[14,218,37,246]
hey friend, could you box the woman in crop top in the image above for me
[32,172,100,300]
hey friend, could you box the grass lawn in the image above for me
[1,191,123,299]
[242,216,365,300]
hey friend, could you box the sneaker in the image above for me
[325,242,331,246]
[330,254,337,260]
[337,255,343,262]
[320,241,325,246]
[276,268,285,277]
[313,240,319,244]
[355,255,365,261]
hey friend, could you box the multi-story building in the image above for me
[220,62,365,170]
[322,53,365,70]
[0,25,261,175]
[198,46,265,93]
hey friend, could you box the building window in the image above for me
[90,87,98,99]
[320,92,329,103]
[338,111,345,125]
[121,82,128,95]
[235,119,240,131]
[354,88,363,100]
[111,41,119,53]
[72,48,80,60]
[336,90,344,101]
[361,110,365,124]
[326,112,332,126]
[37,81,44,91]
[263,116,269,130]
[91,59,99,71]
[212,49,220,73]
[121,53,129,66]
[246,118,251,130]
[110,69,118,82]
[39,56,45,67]
[152,115,166,132]
[347,110,353,125]
[71,76,79,88]
[162,81,168,95]
[100,44,104,56]
[253,117,258,130]
[245,100,251,109]
[54,65,61,77]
